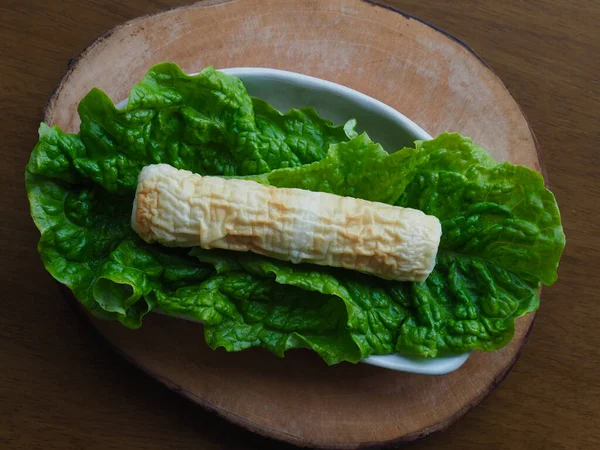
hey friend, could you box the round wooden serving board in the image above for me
[47,0,543,448]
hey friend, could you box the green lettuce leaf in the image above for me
[28,123,86,183]
[26,62,352,329]
[182,132,560,359]
[26,170,212,327]
[251,132,419,204]
[183,249,409,363]
[400,134,563,285]
[263,133,560,355]
[26,62,564,364]
[29,63,353,194]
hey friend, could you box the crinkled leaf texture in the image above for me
[26,63,565,364]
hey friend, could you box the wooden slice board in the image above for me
[47,0,543,447]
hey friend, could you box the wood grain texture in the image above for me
[1,0,598,449]
[41,0,541,447]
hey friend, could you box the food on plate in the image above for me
[25,63,565,364]
[133,163,442,282]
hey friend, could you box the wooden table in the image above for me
[2,1,598,448]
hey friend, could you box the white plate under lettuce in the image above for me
[119,67,470,375]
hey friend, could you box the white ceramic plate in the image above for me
[119,67,470,375]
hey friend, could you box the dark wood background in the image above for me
[1,0,598,448]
